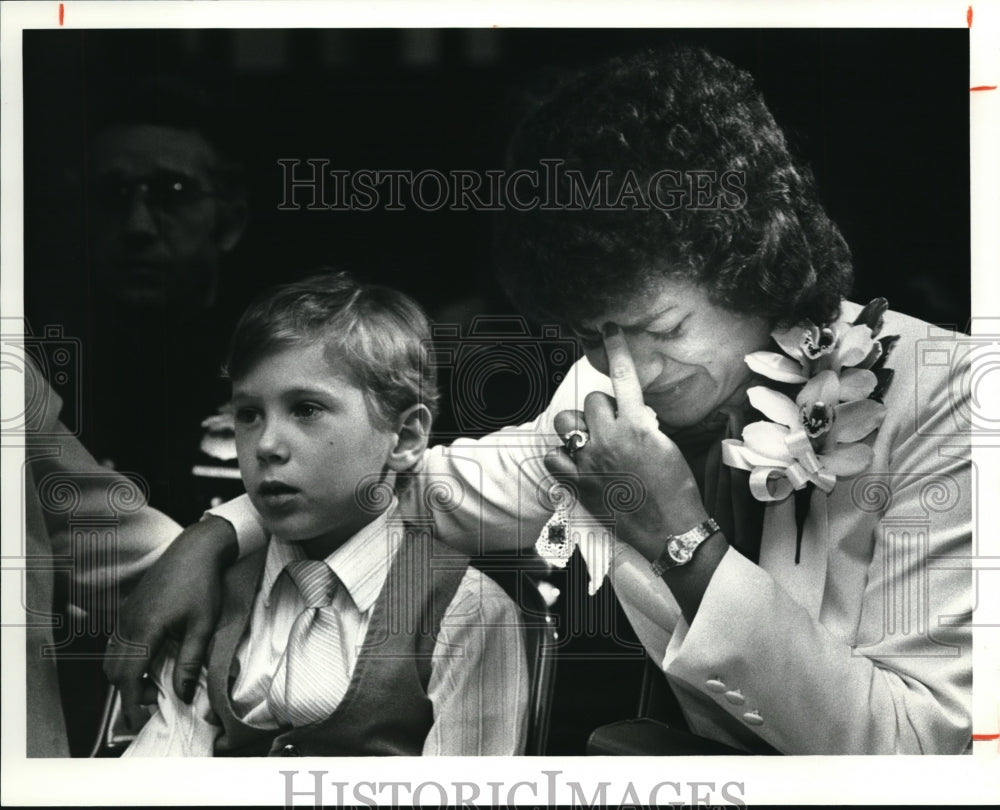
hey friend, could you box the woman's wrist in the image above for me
[661,530,729,623]
[628,502,711,564]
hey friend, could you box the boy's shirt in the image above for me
[126,503,529,756]
[229,505,398,728]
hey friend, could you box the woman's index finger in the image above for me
[602,325,646,417]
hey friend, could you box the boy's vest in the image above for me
[206,529,470,756]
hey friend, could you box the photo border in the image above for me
[2,1,998,805]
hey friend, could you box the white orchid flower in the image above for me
[745,320,881,385]
[723,299,893,511]
[723,367,886,502]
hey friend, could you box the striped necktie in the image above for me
[275,559,351,726]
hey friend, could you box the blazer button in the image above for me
[281,744,300,756]
[724,690,745,705]
[742,711,764,726]
[705,679,727,693]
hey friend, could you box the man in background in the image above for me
[23,75,252,754]
[82,75,250,526]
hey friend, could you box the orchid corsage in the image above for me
[721,298,898,557]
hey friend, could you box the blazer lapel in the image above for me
[759,491,829,621]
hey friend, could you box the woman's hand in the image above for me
[545,325,728,621]
[103,515,237,731]
[545,324,709,559]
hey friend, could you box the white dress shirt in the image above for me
[126,504,529,756]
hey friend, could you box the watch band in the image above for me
[650,518,720,577]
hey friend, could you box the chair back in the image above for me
[473,557,558,756]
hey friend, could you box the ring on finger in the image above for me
[564,428,590,454]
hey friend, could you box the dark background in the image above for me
[24,28,970,333]
[22,28,970,755]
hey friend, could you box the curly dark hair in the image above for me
[494,46,853,329]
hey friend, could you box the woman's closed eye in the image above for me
[647,317,687,342]
[648,323,684,342]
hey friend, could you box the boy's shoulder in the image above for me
[444,565,524,624]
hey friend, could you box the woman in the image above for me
[107,46,971,754]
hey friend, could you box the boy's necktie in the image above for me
[278,559,351,726]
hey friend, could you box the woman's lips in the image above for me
[644,374,695,402]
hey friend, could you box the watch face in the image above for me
[668,537,693,565]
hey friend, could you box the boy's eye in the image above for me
[234,407,260,425]
[292,402,324,419]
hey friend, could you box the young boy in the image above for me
[125,271,529,756]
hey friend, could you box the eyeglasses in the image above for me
[93,171,217,215]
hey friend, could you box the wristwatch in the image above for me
[650,518,720,577]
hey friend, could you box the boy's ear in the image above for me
[386,404,431,472]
